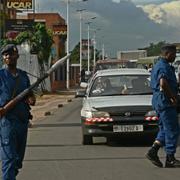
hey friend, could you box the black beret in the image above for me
[161,44,176,52]
[1,44,18,55]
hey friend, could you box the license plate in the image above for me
[113,125,143,132]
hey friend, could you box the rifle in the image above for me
[1,54,71,116]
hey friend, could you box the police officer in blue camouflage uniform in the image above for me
[146,44,180,168]
[0,44,36,179]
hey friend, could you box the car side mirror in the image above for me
[75,89,86,98]
[80,82,88,88]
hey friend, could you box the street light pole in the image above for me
[87,22,91,72]
[77,9,86,76]
[93,28,100,66]
[66,0,70,89]
[102,43,105,60]
[85,22,92,72]
[79,10,83,74]
[33,0,35,13]
[93,30,96,66]
[65,0,88,89]
[85,17,96,72]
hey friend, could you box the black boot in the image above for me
[146,143,163,167]
[165,154,180,168]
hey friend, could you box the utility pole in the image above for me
[87,22,91,72]
[66,0,88,89]
[85,17,96,72]
[66,0,70,89]
[93,30,96,66]
[102,43,105,60]
[77,9,86,76]
[93,28,100,66]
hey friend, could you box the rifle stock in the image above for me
[1,54,70,115]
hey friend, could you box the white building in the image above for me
[117,50,147,60]
[17,43,51,91]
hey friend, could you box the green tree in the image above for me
[17,23,53,67]
[2,23,53,68]
[145,41,166,56]
[1,23,53,90]
[70,43,80,64]
[22,23,53,90]
[70,42,100,70]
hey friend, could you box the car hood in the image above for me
[84,95,152,110]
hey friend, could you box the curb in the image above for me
[56,90,76,96]
[31,95,75,123]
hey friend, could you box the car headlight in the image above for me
[145,110,157,117]
[92,111,110,118]
[82,110,110,118]
[82,110,92,118]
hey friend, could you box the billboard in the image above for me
[5,19,34,32]
[7,0,33,9]
[53,25,67,36]
[5,19,34,39]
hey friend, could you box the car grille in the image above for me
[110,111,144,116]
[96,106,152,122]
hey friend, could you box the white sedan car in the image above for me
[76,68,158,145]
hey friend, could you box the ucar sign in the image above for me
[53,25,67,36]
[7,0,32,9]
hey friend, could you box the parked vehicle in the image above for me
[93,59,142,74]
[172,53,180,81]
[76,68,158,145]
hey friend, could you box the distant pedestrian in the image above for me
[144,64,148,70]
[0,44,36,179]
[81,68,85,82]
[146,44,180,168]
[177,64,180,83]
[148,63,153,73]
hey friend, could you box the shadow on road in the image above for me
[31,123,180,147]
[33,122,81,128]
[24,156,154,162]
[27,144,82,148]
[106,136,154,147]
[106,136,180,147]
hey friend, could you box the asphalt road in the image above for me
[1,98,180,180]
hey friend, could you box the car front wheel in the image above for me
[82,135,93,145]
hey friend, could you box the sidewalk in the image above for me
[30,89,77,124]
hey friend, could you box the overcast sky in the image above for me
[36,0,180,57]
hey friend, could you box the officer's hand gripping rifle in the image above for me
[0,54,71,117]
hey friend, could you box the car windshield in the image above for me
[95,63,121,72]
[94,62,139,74]
[89,75,152,97]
